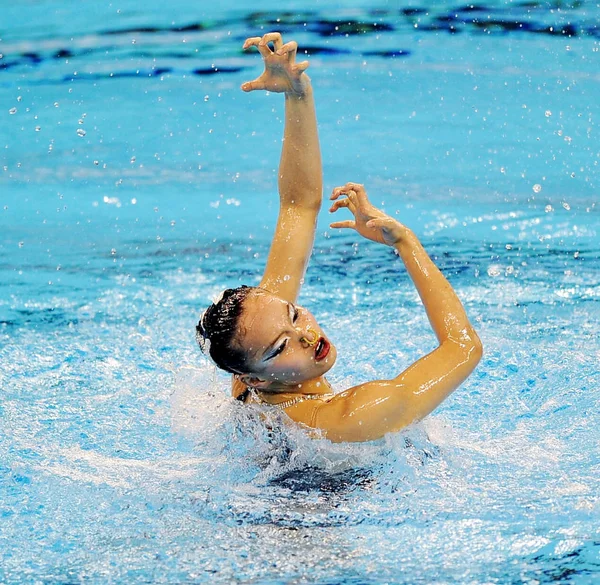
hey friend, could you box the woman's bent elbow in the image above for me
[467,328,483,365]
[452,327,483,366]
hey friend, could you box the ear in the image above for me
[238,374,272,391]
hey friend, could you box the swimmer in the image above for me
[196,33,482,443]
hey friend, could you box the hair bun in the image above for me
[194,285,253,373]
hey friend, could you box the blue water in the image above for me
[1,1,599,583]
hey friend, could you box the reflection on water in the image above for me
[2,2,599,84]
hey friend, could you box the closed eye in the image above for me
[267,339,288,360]
[265,304,297,361]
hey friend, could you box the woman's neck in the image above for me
[256,375,332,404]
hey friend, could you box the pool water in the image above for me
[1,1,599,583]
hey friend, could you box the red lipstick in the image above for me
[315,337,330,361]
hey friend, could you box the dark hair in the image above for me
[195,285,257,374]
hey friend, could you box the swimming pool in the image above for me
[1,0,599,582]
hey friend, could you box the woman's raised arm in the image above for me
[285,183,482,442]
[242,33,322,303]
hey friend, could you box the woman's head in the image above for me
[196,286,336,390]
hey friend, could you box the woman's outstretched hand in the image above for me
[241,32,310,97]
[329,182,407,247]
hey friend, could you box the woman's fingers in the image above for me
[295,60,310,72]
[241,77,266,92]
[260,32,283,52]
[242,33,308,93]
[330,187,342,200]
[345,182,365,192]
[329,182,403,245]
[331,185,350,200]
[277,41,297,61]
[329,197,355,213]
[330,220,356,230]
[330,183,362,200]
[344,183,367,203]
[244,33,282,58]
[243,37,262,50]
[243,36,271,58]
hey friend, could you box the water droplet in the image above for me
[54,102,59,108]
[545,205,553,213]
[532,184,542,193]
[204,95,209,102]
[35,126,41,132]
[17,96,22,102]
[9,107,17,114]
[170,220,176,226]
[562,201,571,211]
[283,275,291,281]
[487,265,502,277]
[130,156,136,163]
[76,128,86,137]
[18,241,24,248]
[78,119,84,125]
[93,160,99,165]
[131,198,137,205]
[545,110,552,117]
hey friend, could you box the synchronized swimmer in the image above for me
[196,33,482,443]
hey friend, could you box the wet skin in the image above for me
[226,33,482,441]
[235,289,336,391]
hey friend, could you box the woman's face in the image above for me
[234,289,336,388]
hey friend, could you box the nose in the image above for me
[298,325,318,347]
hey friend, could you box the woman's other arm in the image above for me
[242,33,322,303]
[233,33,322,400]
[289,183,482,441]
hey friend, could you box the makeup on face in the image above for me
[239,291,336,384]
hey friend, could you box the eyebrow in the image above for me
[262,303,294,361]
